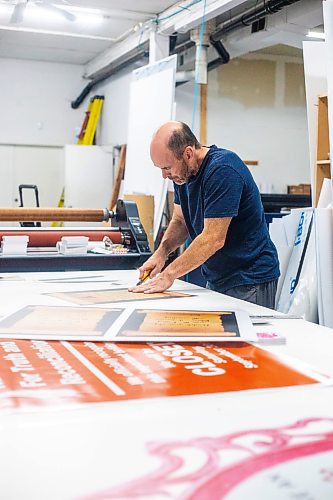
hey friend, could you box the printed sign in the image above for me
[0,307,256,342]
[0,339,320,411]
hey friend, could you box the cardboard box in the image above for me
[287,184,311,195]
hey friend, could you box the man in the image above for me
[129,121,280,308]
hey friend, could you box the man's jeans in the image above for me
[207,280,278,309]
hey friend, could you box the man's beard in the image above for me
[173,160,198,185]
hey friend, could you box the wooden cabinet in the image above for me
[314,95,331,206]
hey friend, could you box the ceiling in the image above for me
[0,0,325,67]
[0,0,178,63]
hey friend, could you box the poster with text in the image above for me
[0,307,256,342]
[0,339,324,412]
[113,309,257,342]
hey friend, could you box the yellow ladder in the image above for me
[77,96,104,145]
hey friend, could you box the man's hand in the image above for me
[129,203,188,293]
[138,251,166,280]
[134,217,232,293]
[128,251,167,292]
[129,271,174,294]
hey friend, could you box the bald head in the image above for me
[151,121,200,160]
[150,121,206,185]
[153,121,182,140]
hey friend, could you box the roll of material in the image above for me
[0,207,111,222]
[87,241,105,251]
[0,230,123,247]
[1,235,29,255]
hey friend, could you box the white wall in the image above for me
[94,63,138,146]
[0,58,85,146]
[0,53,311,205]
[0,144,64,224]
[0,58,87,210]
[95,55,310,195]
[176,54,310,194]
[64,145,114,226]
[0,145,64,207]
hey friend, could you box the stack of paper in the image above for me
[1,235,29,255]
[57,236,89,255]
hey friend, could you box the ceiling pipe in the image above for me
[71,47,149,109]
[210,39,230,64]
[190,25,210,85]
[211,0,301,42]
[177,0,300,87]
[171,38,195,55]
[72,35,178,109]
[72,0,301,107]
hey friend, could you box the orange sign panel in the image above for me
[0,339,318,411]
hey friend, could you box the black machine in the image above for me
[0,200,151,273]
[260,193,311,213]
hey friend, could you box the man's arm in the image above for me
[132,204,189,282]
[157,203,189,258]
[132,216,232,293]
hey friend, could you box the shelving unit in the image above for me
[314,95,331,206]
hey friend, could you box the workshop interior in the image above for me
[1,1,333,499]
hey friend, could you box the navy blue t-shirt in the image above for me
[174,145,280,292]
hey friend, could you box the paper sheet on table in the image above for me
[0,305,256,342]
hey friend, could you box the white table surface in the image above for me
[0,270,333,500]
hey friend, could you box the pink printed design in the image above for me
[83,418,333,499]
[320,467,333,483]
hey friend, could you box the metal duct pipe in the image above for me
[72,36,177,109]
[194,44,209,84]
[211,0,301,42]
[72,0,300,107]
[191,25,210,85]
[210,39,230,64]
[71,48,149,109]
[176,56,226,87]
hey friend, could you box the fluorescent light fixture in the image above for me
[0,25,113,41]
[0,1,104,24]
[307,31,325,39]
